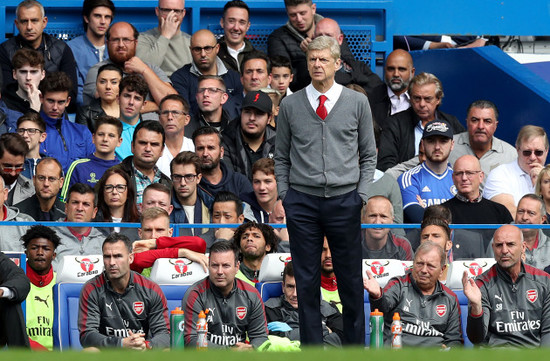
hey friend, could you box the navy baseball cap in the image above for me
[422,120,453,139]
[242,91,272,114]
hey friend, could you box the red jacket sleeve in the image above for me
[156,236,206,253]
[131,248,179,273]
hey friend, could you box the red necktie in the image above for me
[316,95,328,120]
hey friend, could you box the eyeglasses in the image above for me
[158,7,185,15]
[453,171,481,178]
[104,184,128,193]
[197,87,225,95]
[172,173,197,183]
[16,128,43,135]
[108,37,135,45]
[522,150,545,157]
[0,164,24,173]
[159,110,188,117]
[190,45,216,54]
[36,175,61,183]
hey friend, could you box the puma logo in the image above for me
[106,302,113,311]
[35,295,49,307]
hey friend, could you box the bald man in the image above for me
[367,49,415,128]
[443,155,513,242]
[171,29,243,120]
[463,224,550,347]
[313,18,382,96]
[83,21,176,114]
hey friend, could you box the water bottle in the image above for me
[391,312,402,349]
[196,310,208,349]
[369,309,384,349]
[170,307,185,349]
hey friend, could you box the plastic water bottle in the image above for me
[170,307,185,349]
[370,309,384,349]
[391,312,402,349]
[196,310,208,349]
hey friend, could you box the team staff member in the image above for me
[78,233,170,349]
[275,35,376,345]
[364,241,463,347]
[463,224,550,347]
[181,240,268,349]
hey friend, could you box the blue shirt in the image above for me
[116,119,141,161]
[67,35,106,106]
[398,162,457,210]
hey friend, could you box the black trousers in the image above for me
[284,188,365,345]
[0,300,30,348]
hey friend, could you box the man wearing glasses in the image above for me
[136,0,192,77]
[168,151,213,236]
[377,72,465,171]
[15,157,66,221]
[16,112,46,180]
[155,94,194,177]
[83,21,176,115]
[171,29,243,120]
[188,75,231,135]
[485,125,549,218]
[0,132,34,206]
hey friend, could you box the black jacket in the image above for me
[336,52,383,98]
[367,83,393,129]
[377,107,465,171]
[221,120,276,180]
[217,36,255,72]
[14,194,66,222]
[75,98,106,133]
[0,33,78,111]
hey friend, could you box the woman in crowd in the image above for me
[76,63,122,132]
[536,164,550,222]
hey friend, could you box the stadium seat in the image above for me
[53,282,84,350]
[149,257,208,285]
[160,285,191,313]
[362,259,406,288]
[257,281,283,302]
[446,258,496,289]
[56,255,104,283]
[257,253,291,282]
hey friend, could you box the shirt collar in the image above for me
[455,191,483,203]
[306,81,342,102]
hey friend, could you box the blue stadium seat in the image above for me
[256,281,283,302]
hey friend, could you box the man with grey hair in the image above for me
[364,241,463,347]
[0,0,78,108]
[275,35,376,345]
[484,125,549,218]
[377,72,465,171]
[463,224,550,347]
[449,100,517,181]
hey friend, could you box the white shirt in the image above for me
[483,160,534,204]
[156,137,195,177]
[227,43,245,70]
[387,86,411,115]
[306,82,343,115]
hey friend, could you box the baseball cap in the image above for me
[422,119,453,139]
[242,91,272,114]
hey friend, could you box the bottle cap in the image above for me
[370,309,383,316]
[171,307,184,314]
[393,312,400,321]
[198,310,206,318]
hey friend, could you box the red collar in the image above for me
[26,264,54,287]
[67,225,92,241]
[321,274,338,291]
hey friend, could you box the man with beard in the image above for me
[320,238,341,312]
[449,100,516,182]
[22,225,60,350]
[171,29,243,120]
[192,126,253,199]
[83,21,176,114]
[15,157,66,221]
[168,151,212,236]
[232,221,279,285]
[367,49,415,127]
[222,91,275,180]
[398,119,456,223]
[0,132,34,205]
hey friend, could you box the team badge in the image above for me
[367,260,390,276]
[466,262,484,277]
[236,307,247,320]
[436,304,447,317]
[279,255,292,266]
[169,258,191,274]
[134,301,144,315]
[527,289,538,303]
[76,257,100,272]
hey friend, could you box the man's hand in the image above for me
[133,239,157,253]
[125,57,149,76]
[530,163,545,186]
[179,249,208,272]
[462,271,482,315]
[159,10,181,39]
[122,330,147,350]
[27,83,42,112]
[215,227,235,241]
[363,270,382,299]
[233,342,253,350]
[300,37,313,53]
[429,41,454,49]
